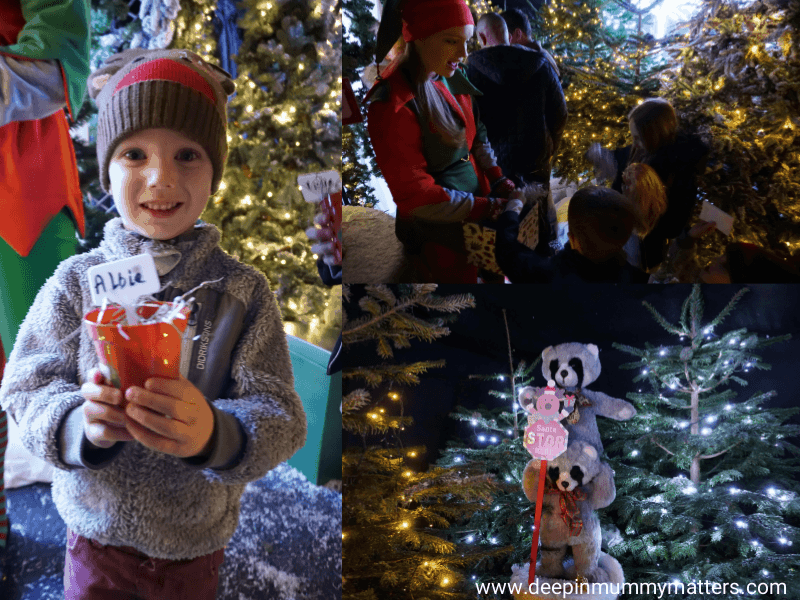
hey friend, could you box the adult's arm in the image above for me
[0,55,65,126]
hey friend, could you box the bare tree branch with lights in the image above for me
[603,284,800,598]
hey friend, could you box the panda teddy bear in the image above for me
[522,440,618,583]
[538,342,636,455]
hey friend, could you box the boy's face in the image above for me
[109,128,213,240]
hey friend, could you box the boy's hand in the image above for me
[306,212,341,266]
[124,375,215,459]
[81,369,135,448]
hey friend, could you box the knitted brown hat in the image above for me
[88,48,236,194]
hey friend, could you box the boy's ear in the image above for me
[88,48,151,100]
[200,60,236,96]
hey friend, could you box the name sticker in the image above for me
[88,254,160,307]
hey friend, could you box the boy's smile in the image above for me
[109,128,214,240]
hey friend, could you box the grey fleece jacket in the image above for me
[0,218,307,560]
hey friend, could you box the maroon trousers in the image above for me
[64,529,225,600]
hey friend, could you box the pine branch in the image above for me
[344,389,373,414]
[711,287,749,328]
[688,284,704,337]
[649,436,676,456]
[641,300,685,336]
[699,441,740,460]
[343,360,446,387]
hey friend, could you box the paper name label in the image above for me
[297,170,342,203]
[88,254,160,306]
[699,201,734,236]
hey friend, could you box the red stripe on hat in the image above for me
[114,58,217,105]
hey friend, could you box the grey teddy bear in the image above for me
[537,342,636,455]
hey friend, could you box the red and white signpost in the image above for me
[522,382,574,586]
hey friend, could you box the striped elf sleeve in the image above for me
[0,337,7,547]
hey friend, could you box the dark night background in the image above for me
[344,284,800,474]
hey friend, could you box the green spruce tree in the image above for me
[436,357,542,594]
[604,285,800,599]
[535,0,668,183]
[343,284,507,599]
[343,0,379,207]
[659,0,800,264]
[176,0,342,348]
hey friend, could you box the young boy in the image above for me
[494,186,649,283]
[0,48,307,599]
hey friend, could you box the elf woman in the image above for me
[365,0,517,283]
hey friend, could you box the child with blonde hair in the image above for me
[621,162,667,269]
[587,97,709,270]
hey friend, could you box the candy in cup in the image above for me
[84,300,190,403]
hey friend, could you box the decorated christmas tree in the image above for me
[435,358,541,592]
[658,0,800,264]
[182,0,341,348]
[343,284,508,599]
[534,0,669,183]
[343,0,380,207]
[74,0,341,348]
[604,285,800,598]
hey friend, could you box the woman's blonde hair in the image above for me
[628,98,677,164]
[399,42,466,148]
[623,163,667,237]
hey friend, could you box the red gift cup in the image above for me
[84,302,190,400]
[321,191,342,264]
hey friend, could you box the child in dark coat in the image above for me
[495,186,649,283]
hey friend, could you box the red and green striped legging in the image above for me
[0,336,8,547]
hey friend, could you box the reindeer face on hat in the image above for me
[89,49,235,195]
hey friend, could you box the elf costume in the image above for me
[0,0,91,356]
[365,0,512,283]
[0,336,7,549]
